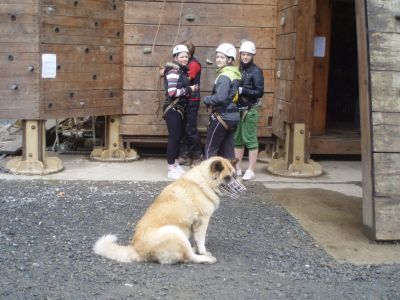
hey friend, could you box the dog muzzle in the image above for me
[218,178,246,198]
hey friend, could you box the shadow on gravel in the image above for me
[0,180,399,299]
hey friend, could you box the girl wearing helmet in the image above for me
[234,41,264,181]
[163,44,199,180]
[203,43,242,159]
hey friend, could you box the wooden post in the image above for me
[7,120,63,174]
[90,115,139,162]
[356,0,400,240]
[268,123,322,177]
[268,0,323,177]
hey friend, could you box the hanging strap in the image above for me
[241,109,249,122]
[213,112,229,130]
[155,69,163,120]
[163,99,180,116]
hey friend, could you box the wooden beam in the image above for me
[355,0,375,236]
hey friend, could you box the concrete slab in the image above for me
[0,152,362,184]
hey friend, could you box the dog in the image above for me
[93,156,245,264]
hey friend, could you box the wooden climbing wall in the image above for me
[121,0,277,140]
[0,1,40,119]
[0,0,124,120]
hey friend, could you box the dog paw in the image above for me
[197,248,207,255]
[204,255,217,264]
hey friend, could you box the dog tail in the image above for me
[93,234,140,263]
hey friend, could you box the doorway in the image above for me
[326,0,359,133]
[310,0,360,154]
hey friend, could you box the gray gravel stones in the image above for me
[0,179,399,299]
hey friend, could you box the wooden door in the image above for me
[310,0,332,136]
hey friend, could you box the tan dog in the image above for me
[94,156,245,264]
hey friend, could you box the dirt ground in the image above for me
[1,179,399,299]
[271,188,400,265]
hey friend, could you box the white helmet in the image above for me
[239,41,256,55]
[172,44,189,55]
[216,43,237,60]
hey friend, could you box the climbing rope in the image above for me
[151,0,167,55]
[153,0,186,121]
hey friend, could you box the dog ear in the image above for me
[210,160,224,174]
[229,158,239,167]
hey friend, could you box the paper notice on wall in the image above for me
[41,54,57,78]
[314,36,326,58]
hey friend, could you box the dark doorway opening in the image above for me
[326,0,360,132]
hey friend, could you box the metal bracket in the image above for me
[267,123,322,177]
[90,115,139,162]
[7,120,63,175]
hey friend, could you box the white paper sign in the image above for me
[314,36,326,58]
[41,54,57,78]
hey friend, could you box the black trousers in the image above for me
[180,101,202,159]
[204,114,238,159]
[165,108,185,165]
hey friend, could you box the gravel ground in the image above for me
[0,179,399,299]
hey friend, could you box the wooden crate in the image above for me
[0,0,124,120]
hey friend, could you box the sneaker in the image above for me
[168,168,183,180]
[236,169,242,176]
[178,156,192,166]
[190,158,202,168]
[242,170,255,181]
[175,164,186,174]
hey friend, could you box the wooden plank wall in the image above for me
[271,0,297,139]
[0,1,40,119]
[0,0,123,120]
[121,0,277,137]
[39,0,124,119]
[361,0,400,239]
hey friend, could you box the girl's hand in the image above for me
[190,84,199,92]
